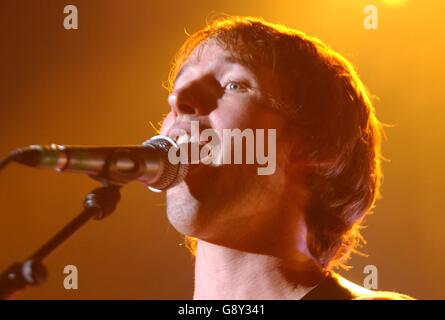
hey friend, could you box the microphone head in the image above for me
[142,135,189,192]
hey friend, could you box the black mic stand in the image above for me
[0,184,121,299]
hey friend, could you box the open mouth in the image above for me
[167,127,216,146]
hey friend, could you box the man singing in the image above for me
[159,16,413,300]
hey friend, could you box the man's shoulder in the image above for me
[353,291,415,300]
[302,271,415,300]
[332,273,415,300]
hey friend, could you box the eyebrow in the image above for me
[174,55,247,85]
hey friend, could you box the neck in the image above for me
[193,240,326,300]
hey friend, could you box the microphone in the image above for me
[9,135,188,192]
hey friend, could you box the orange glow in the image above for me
[0,0,443,300]
[381,0,408,6]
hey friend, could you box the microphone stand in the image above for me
[0,184,121,299]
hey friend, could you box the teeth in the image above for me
[171,131,218,146]
[174,133,203,145]
[176,133,191,145]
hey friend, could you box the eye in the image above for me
[224,81,248,92]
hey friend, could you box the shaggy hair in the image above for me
[167,16,383,269]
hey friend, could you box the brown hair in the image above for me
[167,16,383,270]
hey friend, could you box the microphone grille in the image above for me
[143,135,188,192]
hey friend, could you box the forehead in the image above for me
[174,40,247,83]
[174,39,273,87]
[185,39,240,66]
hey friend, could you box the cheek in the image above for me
[212,97,283,132]
[210,99,254,130]
[160,111,175,135]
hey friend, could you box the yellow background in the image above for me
[0,0,443,299]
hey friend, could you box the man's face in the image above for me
[160,40,297,251]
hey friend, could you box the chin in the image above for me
[165,167,228,239]
[164,163,259,239]
[165,182,201,236]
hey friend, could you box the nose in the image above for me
[168,75,222,117]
